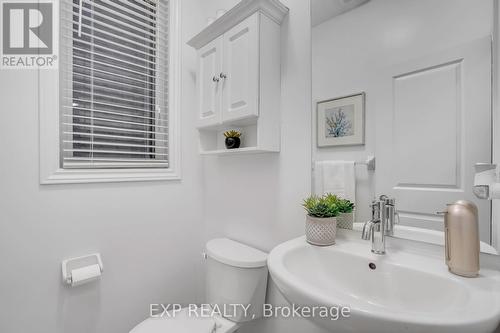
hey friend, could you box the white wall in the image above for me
[202,0,312,255]
[0,1,205,332]
[312,0,493,223]
[199,1,328,332]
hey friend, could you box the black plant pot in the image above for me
[225,137,241,149]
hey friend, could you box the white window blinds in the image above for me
[61,0,169,169]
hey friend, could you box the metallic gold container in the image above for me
[443,200,480,277]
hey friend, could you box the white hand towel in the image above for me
[314,160,356,202]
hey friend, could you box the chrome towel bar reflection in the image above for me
[312,156,375,171]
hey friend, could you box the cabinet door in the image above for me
[221,13,259,122]
[197,36,223,127]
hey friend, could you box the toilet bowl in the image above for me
[130,238,268,333]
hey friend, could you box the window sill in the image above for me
[40,168,181,184]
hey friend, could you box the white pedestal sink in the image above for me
[268,230,500,333]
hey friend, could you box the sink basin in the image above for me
[268,231,500,333]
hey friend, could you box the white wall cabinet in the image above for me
[197,37,224,128]
[221,14,259,123]
[188,0,288,155]
[196,15,259,128]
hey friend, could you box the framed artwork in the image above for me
[316,92,365,147]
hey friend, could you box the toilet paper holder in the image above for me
[62,253,104,285]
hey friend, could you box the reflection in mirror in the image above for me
[311,0,499,254]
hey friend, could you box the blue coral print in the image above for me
[325,105,355,138]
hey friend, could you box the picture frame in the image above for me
[316,92,365,147]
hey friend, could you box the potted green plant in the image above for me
[336,198,355,230]
[302,193,339,246]
[223,130,241,149]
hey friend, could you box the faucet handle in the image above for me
[370,200,382,220]
[379,194,395,206]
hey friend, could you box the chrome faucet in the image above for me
[361,195,398,254]
[362,200,386,254]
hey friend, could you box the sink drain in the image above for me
[368,263,377,270]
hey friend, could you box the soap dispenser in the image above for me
[442,200,480,277]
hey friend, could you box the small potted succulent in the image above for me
[336,198,355,230]
[224,130,241,149]
[302,193,339,246]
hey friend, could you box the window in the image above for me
[61,0,169,169]
[39,0,180,184]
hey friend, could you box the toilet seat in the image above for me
[129,307,239,333]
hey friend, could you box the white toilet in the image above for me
[130,238,268,333]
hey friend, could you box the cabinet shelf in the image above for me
[200,147,279,156]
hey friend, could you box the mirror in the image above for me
[310,0,499,254]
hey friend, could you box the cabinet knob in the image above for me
[219,72,227,79]
[212,76,220,82]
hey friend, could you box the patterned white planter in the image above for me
[305,215,337,246]
[337,212,354,230]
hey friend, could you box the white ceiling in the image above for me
[311,0,370,27]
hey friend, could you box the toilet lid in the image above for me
[130,307,238,333]
[130,309,216,333]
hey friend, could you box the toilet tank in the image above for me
[205,238,268,323]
